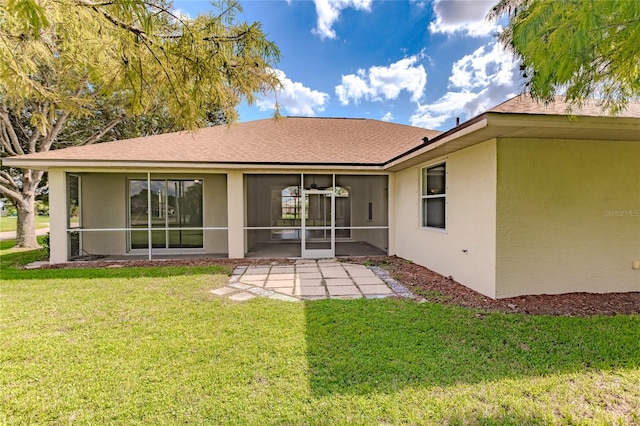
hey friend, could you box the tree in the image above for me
[0,0,281,247]
[490,0,640,112]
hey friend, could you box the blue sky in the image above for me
[173,0,523,130]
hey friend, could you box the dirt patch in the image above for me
[42,255,640,316]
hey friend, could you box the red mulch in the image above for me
[43,255,640,317]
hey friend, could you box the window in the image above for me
[129,179,203,249]
[421,163,446,229]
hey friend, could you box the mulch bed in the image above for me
[365,256,640,317]
[43,255,640,317]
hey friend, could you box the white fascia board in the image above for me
[1,160,388,172]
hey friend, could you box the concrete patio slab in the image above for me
[268,273,296,280]
[271,266,295,274]
[245,267,271,274]
[210,286,238,296]
[320,267,349,278]
[324,278,354,286]
[265,280,294,288]
[296,278,323,287]
[271,287,294,295]
[344,266,377,277]
[295,286,327,297]
[242,280,267,287]
[358,284,395,295]
[353,276,385,285]
[243,274,268,281]
[296,271,322,279]
[228,292,256,302]
[327,285,361,296]
[228,283,253,290]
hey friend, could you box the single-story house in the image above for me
[4,95,640,298]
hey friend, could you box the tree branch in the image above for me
[40,110,70,152]
[0,124,19,156]
[0,181,22,203]
[0,106,25,155]
[0,170,19,190]
[88,3,154,45]
[82,117,123,145]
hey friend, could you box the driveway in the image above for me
[0,227,50,242]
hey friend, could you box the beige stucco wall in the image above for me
[204,174,229,254]
[48,169,69,264]
[81,173,127,255]
[394,139,498,298]
[495,138,640,297]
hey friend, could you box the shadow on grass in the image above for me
[304,298,640,396]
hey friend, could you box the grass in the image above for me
[2,249,640,424]
[0,216,50,232]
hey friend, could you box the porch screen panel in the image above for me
[128,179,166,249]
[245,174,302,256]
[67,174,81,257]
[130,179,150,249]
[129,179,203,250]
[334,175,389,255]
[149,180,167,248]
[167,180,203,248]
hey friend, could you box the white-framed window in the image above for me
[421,162,446,229]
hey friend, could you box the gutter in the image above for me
[0,158,390,171]
[383,113,489,166]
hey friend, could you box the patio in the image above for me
[210,259,415,301]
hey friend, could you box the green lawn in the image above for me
[0,216,50,232]
[1,250,640,424]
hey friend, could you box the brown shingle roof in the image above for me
[13,117,442,165]
[490,94,640,117]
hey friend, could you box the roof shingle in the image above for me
[13,117,441,165]
[490,94,640,117]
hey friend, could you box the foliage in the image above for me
[1,266,639,423]
[40,231,49,255]
[0,0,281,247]
[490,0,640,113]
[0,0,280,129]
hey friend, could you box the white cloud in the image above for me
[410,42,521,129]
[312,0,372,40]
[449,42,516,89]
[410,91,477,128]
[429,0,499,37]
[335,56,427,105]
[257,70,329,116]
[170,8,191,22]
[381,112,394,121]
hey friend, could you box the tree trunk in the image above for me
[15,194,41,248]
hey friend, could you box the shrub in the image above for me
[41,232,50,256]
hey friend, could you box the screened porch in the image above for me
[244,173,389,258]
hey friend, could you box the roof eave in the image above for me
[384,114,490,171]
[385,112,640,171]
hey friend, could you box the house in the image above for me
[3,95,639,298]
